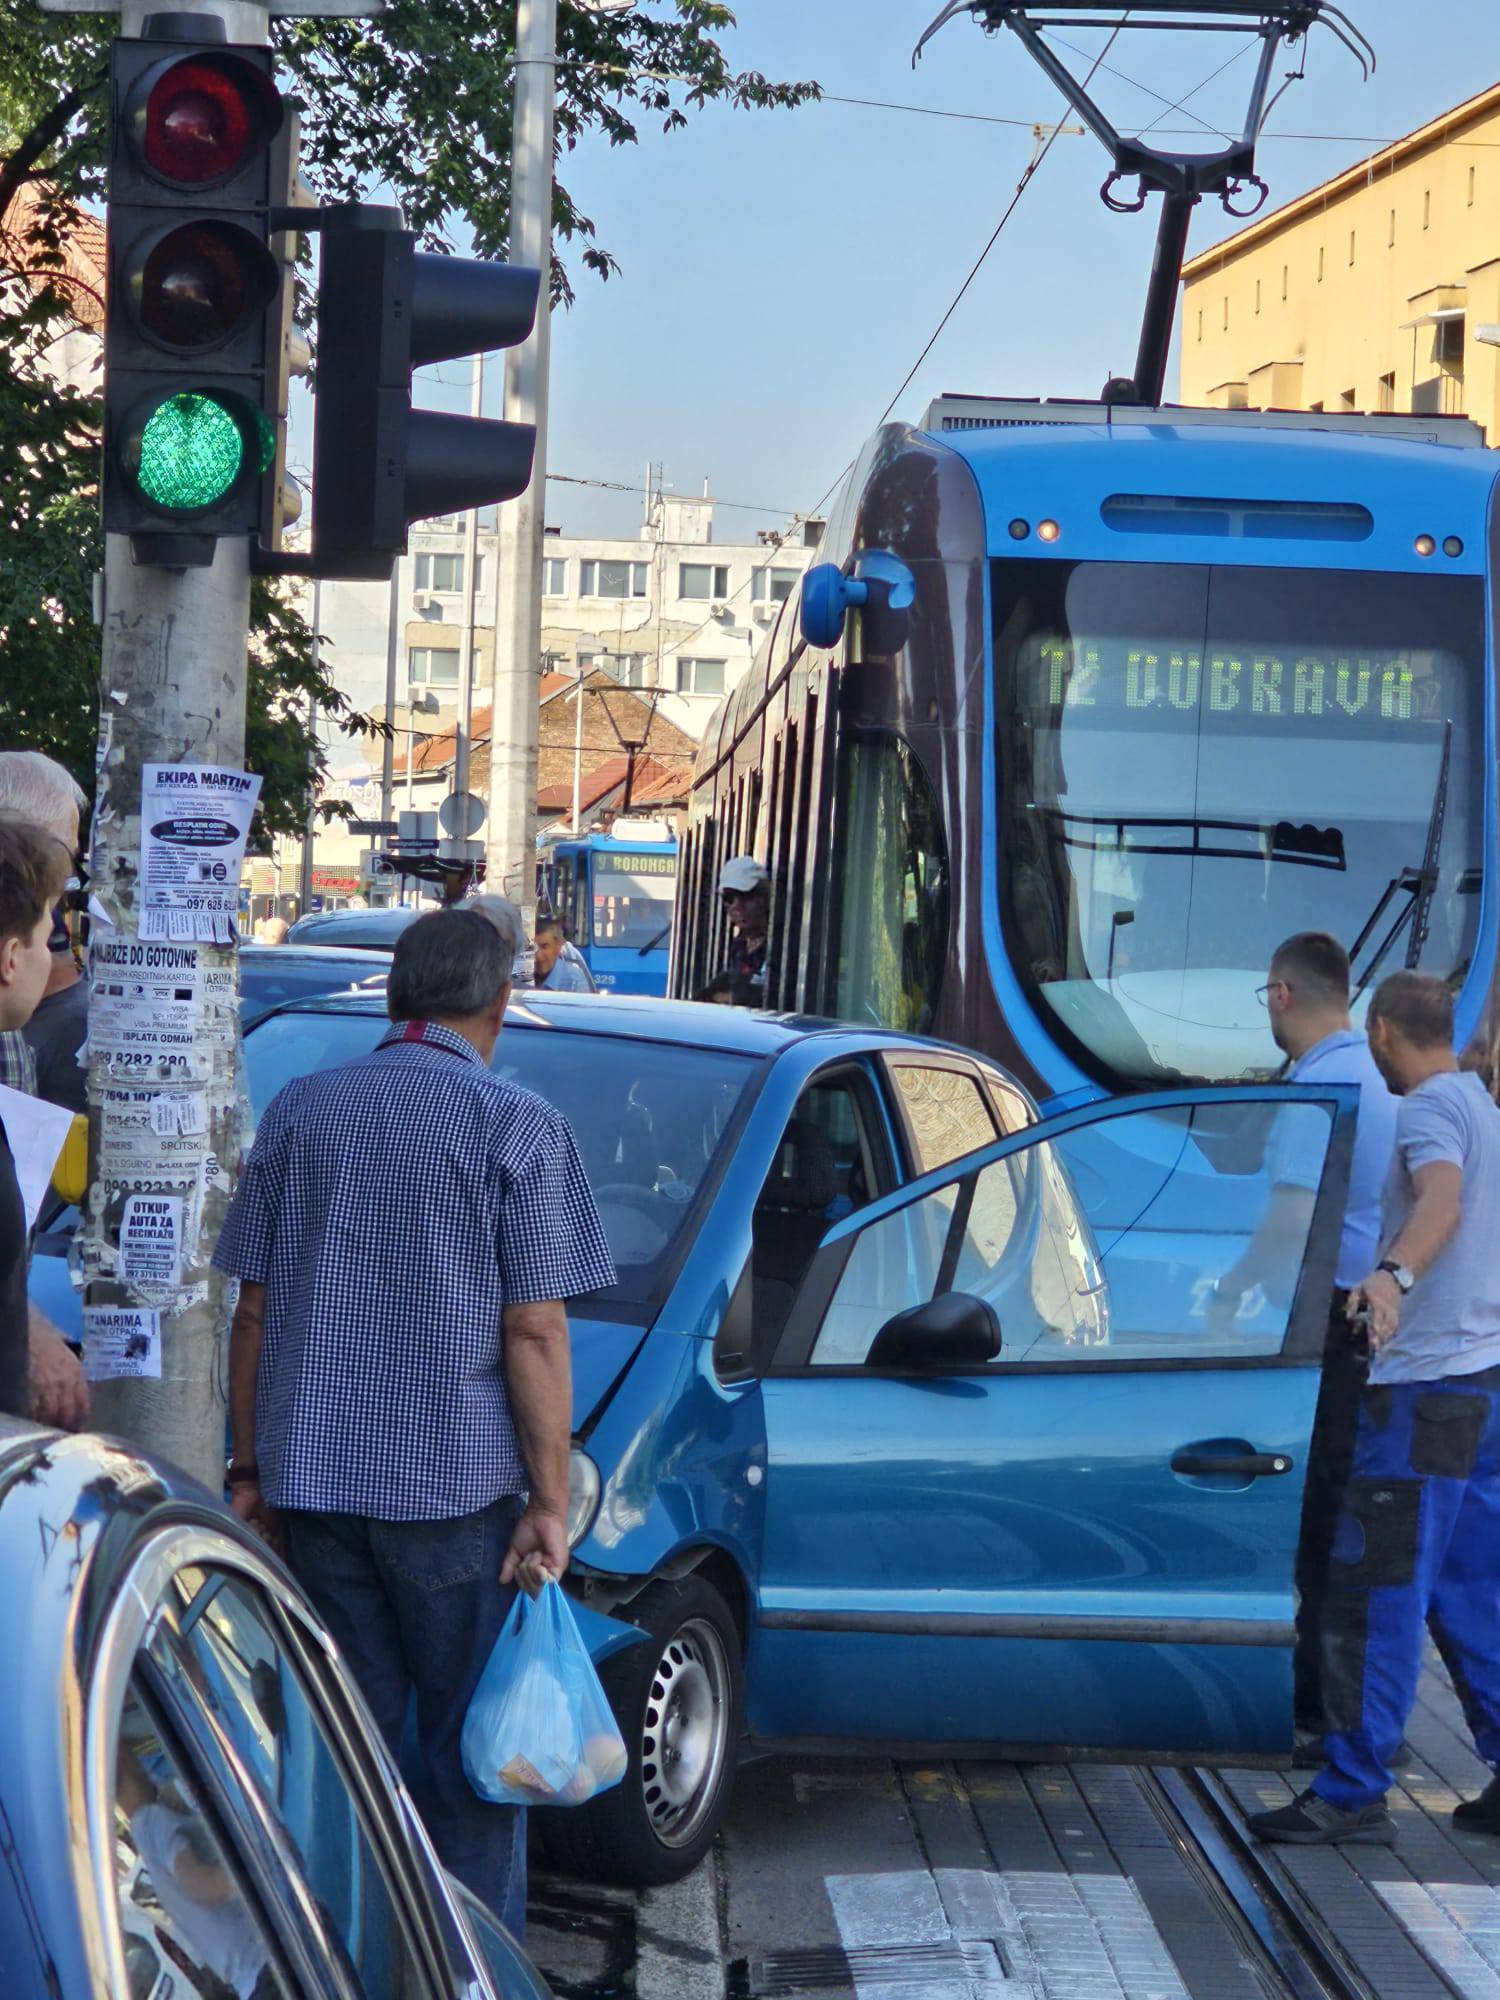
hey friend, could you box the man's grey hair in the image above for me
[466,893,524,971]
[535,914,564,939]
[388,908,513,1021]
[0,752,86,844]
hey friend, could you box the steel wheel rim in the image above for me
[638,1615,731,1849]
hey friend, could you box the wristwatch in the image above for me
[1378,1260,1415,1294]
[226,1457,260,1487]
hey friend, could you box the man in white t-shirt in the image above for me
[1252,972,1500,1847]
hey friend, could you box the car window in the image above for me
[752,1069,891,1357]
[804,1097,1336,1368]
[887,1061,998,1173]
[244,1012,757,1308]
[146,1566,429,1997]
[977,1067,1035,1136]
[113,1682,292,2000]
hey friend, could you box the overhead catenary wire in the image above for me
[875,20,1128,427]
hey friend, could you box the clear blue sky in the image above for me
[396,1,1499,541]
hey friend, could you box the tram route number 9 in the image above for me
[1037,641,1449,724]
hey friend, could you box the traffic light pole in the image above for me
[485,0,557,917]
[87,0,268,1488]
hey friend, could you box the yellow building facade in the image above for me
[1180,82,1500,438]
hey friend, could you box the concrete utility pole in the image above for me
[485,0,557,916]
[84,0,270,1488]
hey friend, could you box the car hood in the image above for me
[571,1312,650,1429]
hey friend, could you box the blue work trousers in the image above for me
[1314,1366,1500,1811]
[282,1496,528,1938]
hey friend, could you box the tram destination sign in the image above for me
[1031,639,1457,727]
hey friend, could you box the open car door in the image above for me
[749,1083,1355,1762]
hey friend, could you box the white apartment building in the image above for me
[314,481,825,759]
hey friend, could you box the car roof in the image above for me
[239,944,393,968]
[286,907,418,945]
[251,984,1019,1070]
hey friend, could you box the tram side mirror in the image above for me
[867,1291,1001,1371]
[800,550,915,652]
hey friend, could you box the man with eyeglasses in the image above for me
[1212,931,1398,1757]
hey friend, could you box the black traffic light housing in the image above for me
[304,207,540,581]
[104,16,293,565]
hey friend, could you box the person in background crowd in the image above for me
[0,752,85,1101]
[0,752,90,1430]
[0,823,72,1420]
[1210,932,1399,1757]
[532,915,588,992]
[215,908,615,1935]
[1251,972,1500,1847]
[698,855,770,1006]
[255,917,290,946]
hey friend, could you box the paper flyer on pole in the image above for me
[89,938,237,1079]
[82,1306,162,1382]
[119,1193,184,1295]
[138,764,262,942]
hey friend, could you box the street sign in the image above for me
[439,837,485,862]
[440,790,486,837]
[396,810,439,847]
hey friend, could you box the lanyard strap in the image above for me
[393,1021,471,1061]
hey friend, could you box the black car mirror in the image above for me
[866,1291,1001,1371]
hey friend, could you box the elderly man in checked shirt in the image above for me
[215,904,615,1937]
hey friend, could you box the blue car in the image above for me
[37,992,1355,1888]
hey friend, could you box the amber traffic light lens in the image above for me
[143,58,255,183]
[139,222,264,348]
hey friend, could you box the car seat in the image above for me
[751,1116,840,1355]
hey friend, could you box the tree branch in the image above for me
[0,75,100,242]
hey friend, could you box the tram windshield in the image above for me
[995,560,1485,1085]
[591,848,677,952]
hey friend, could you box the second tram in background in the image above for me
[542,824,679,996]
[673,396,1498,1108]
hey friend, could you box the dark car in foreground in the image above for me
[0,1420,551,1999]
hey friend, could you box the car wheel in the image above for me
[538,1573,742,1888]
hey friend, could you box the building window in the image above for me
[1348,229,1356,266]
[1388,208,1396,247]
[1317,246,1324,282]
[1378,371,1396,411]
[1222,295,1229,331]
[752,567,799,603]
[1424,189,1431,229]
[543,557,568,596]
[580,559,648,599]
[1281,264,1288,301]
[604,653,649,687]
[1308,401,1324,413]
[1339,387,1357,413]
[408,647,460,689]
[414,552,465,593]
[675,658,726,696]
[1254,278,1261,316]
[1469,165,1477,206]
[1196,309,1203,343]
[679,563,731,601]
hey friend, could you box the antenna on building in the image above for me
[915,2,1374,405]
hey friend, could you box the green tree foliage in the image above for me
[0,0,816,825]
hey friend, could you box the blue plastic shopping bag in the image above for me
[462,1579,628,1807]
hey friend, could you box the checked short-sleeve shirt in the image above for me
[213,1019,617,1520]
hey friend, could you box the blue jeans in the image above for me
[1313,1370,1500,1810]
[282,1496,528,1937]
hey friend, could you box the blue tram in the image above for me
[544,831,678,996]
[673,398,1496,1107]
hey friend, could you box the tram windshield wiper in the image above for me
[1349,718,1453,1001]
[639,923,672,958]
[1037,807,1346,870]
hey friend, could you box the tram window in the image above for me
[994,558,1485,1087]
[833,736,950,1035]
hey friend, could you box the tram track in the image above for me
[1135,1766,1395,2000]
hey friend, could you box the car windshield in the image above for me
[245,1009,755,1307]
[994,559,1485,1085]
[591,851,677,951]
[240,955,386,1020]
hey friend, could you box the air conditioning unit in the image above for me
[709,600,731,617]
[752,600,777,620]
[413,592,439,612]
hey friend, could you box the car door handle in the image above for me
[1171,1447,1294,1478]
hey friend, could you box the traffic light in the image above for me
[309,211,540,579]
[104,22,291,564]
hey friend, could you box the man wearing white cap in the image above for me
[700,856,770,1007]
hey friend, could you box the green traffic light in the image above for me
[135,391,244,510]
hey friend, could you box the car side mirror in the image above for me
[866,1291,1001,1371]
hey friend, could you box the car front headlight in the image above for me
[567,1448,600,1549]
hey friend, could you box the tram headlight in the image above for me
[1415,534,1437,558]
[1038,518,1061,543]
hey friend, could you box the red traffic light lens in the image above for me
[138,221,275,349]
[143,58,257,184]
